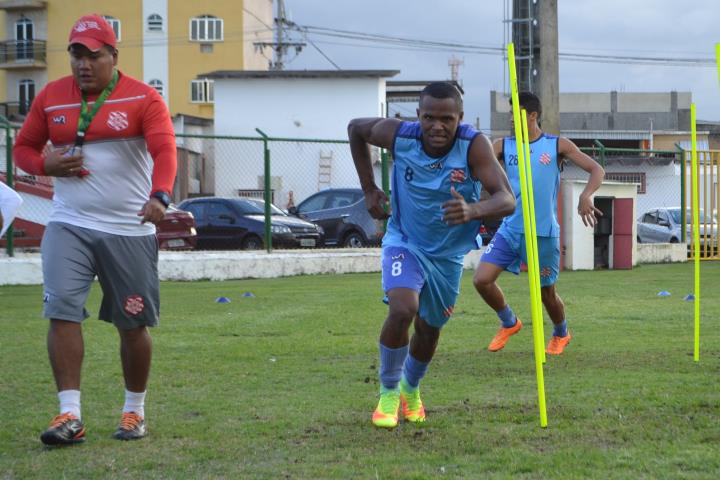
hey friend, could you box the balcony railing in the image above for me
[0,101,32,118]
[0,40,46,67]
[0,1,47,11]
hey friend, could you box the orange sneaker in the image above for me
[546,333,572,355]
[113,412,147,440]
[488,318,523,352]
[40,412,86,446]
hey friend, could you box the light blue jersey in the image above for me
[383,121,482,262]
[501,134,561,237]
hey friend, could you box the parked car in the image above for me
[178,197,323,250]
[289,188,384,247]
[637,207,717,249]
[156,204,197,250]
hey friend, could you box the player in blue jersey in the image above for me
[473,92,605,355]
[348,82,516,428]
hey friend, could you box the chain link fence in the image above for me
[5,126,719,259]
[2,128,387,255]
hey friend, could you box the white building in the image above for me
[202,70,399,207]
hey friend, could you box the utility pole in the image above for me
[253,0,306,70]
[536,0,560,134]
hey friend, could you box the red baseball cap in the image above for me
[68,14,117,51]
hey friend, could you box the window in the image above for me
[207,202,234,224]
[15,17,34,60]
[642,211,658,224]
[298,192,330,213]
[604,172,646,194]
[147,14,163,32]
[102,15,121,42]
[190,79,214,103]
[190,15,223,42]
[149,79,164,97]
[18,79,35,115]
[328,192,360,209]
[183,202,205,221]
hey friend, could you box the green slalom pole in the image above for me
[507,42,547,428]
[521,110,546,364]
[690,104,700,362]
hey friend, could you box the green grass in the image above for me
[1,262,719,479]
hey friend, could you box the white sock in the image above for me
[123,389,146,418]
[58,390,81,419]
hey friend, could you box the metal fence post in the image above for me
[255,128,272,253]
[5,122,14,257]
[676,144,686,244]
[593,139,606,167]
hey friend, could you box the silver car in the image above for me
[289,188,384,247]
[637,207,717,248]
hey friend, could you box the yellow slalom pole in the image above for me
[716,43,720,86]
[521,110,546,364]
[508,42,547,427]
[690,103,700,362]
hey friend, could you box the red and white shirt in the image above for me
[13,71,176,235]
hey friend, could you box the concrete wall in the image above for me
[213,77,386,139]
[212,76,387,204]
[491,90,691,136]
[563,162,680,216]
[0,249,484,286]
[636,243,686,264]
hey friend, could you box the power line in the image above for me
[291,24,715,68]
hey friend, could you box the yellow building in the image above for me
[0,0,272,119]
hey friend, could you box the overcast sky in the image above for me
[281,0,719,132]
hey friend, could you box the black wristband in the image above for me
[151,191,171,208]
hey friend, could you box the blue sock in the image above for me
[553,320,568,337]
[497,305,517,328]
[401,354,429,390]
[379,343,408,391]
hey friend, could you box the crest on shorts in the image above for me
[52,115,66,124]
[124,295,145,316]
[450,169,466,183]
[107,111,129,131]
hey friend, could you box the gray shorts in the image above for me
[41,222,160,329]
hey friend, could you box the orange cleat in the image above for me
[488,318,523,352]
[40,413,86,446]
[113,412,147,440]
[546,333,572,355]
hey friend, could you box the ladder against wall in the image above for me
[318,151,333,190]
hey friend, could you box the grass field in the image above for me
[1,262,719,479]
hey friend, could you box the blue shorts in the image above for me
[381,245,463,328]
[480,227,560,287]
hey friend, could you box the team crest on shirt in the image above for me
[540,153,552,165]
[107,111,129,131]
[124,295,145,316]
[450,168,466,183]
[52,115,66,124]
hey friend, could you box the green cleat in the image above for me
[400,380,426,424]
[372,388,400,428]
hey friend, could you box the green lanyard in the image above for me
[75,69,119,148]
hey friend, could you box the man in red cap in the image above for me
[14,14,177,445]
